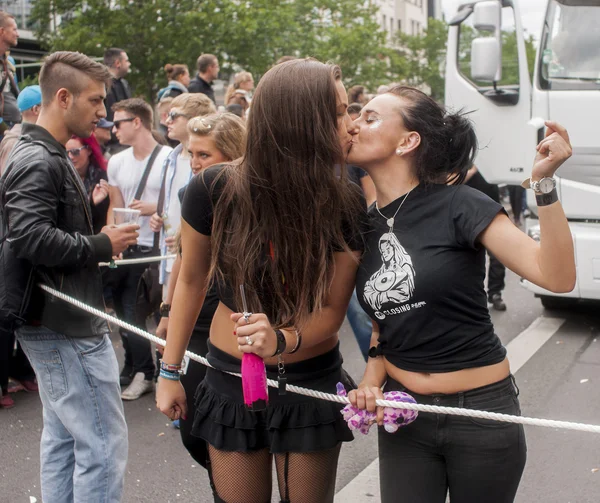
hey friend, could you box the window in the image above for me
[540,0,600,90]
[383,14,387,31]
[398,19,402,33]
[390,17,394,34]
[457,5,520,89]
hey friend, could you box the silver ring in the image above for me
[243,312,253,324]
[245,336,253,346]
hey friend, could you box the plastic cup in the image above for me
[113,208,141,227]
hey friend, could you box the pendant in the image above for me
[387,217,394,228]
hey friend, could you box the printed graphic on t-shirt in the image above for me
[363,231,416,320]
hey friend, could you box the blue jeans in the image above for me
[346,289,372,361]
[17,326,128,503]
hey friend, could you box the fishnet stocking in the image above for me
[208,445,272,503]
[274,443,342,503]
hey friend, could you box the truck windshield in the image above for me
[540,0,600,90]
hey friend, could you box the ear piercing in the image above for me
[396,149,404,156]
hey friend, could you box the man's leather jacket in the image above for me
[1,123,113,337]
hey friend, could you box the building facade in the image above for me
[374,0,429,41]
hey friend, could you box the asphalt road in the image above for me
[1,270,600,503]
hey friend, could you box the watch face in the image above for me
[539,178,555,194]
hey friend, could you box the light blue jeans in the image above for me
[17,326,128,503]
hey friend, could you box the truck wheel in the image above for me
[540,296,577,310]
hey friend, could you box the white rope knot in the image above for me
[36,283,600,435]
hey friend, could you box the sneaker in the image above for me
[7,380,24,393]
[489,294,507,312]
[121,372,154,401]
[0,394,15,409]
[19,379,38,393]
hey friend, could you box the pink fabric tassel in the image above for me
[241,353,268,411]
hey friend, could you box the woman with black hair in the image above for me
[347,86,575,503]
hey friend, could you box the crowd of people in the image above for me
[0,8,578,503]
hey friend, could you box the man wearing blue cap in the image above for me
[94,117,113,155]
[0,84,40,175]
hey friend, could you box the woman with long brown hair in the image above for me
[156,59,363,503]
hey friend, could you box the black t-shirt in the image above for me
[355,183,507,373]
[182,164,364,313]
[177,183,220,334]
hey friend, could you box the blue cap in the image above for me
[97,118,114,129]
[17,85,42,112]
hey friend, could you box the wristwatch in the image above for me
[522,176,559,206]
[159,302,171,318]
[521,176,556,194]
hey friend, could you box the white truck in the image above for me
[445,0,600,309]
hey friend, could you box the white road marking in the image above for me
[334,315,565,503]
[506,316,565,373]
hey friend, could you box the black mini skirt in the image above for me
[191,341,356,454]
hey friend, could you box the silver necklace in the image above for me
[375,187,414,232]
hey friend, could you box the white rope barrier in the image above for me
[98,254,177,267]
[39,283,600,434]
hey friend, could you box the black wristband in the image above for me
[535,188,559,207]
[272,329,287,357]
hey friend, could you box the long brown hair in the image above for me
[208,59,360,329]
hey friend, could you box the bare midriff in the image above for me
[208,302,340,366]
[384,357,511,395]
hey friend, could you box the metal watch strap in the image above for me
[535,188,559,207]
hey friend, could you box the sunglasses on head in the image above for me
[113,117,136,129]
[168,111,190,122]
[67,145,89,157]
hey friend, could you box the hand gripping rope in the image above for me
[38,282,600,435]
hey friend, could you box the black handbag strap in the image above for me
[152,159,171,252]
[134,144,163,201]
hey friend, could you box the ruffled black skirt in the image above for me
[191,341,356,454]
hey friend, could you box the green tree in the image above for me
[31,0,390,101]
[390,18,448,100]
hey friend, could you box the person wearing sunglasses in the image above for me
[149,94,216,308]
[66,135,110,234]
[107,98,173,400]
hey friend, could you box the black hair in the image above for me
[103,47,125,68]
[387,86,477,185]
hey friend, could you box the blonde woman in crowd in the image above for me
[155,112,246,466]
[224,70,254,105]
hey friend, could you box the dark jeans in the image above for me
[508,185,526,223]
[379,375,526,503]
[179,328,210,465]
[346,289,372,361]
[0,330,34,392]
[487,252,505,299]
[466,173,506,298]
[109,246,155,380]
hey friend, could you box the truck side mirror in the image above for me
[471,0,502,83]
[473,0,501,32]
[471,38,501,82]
